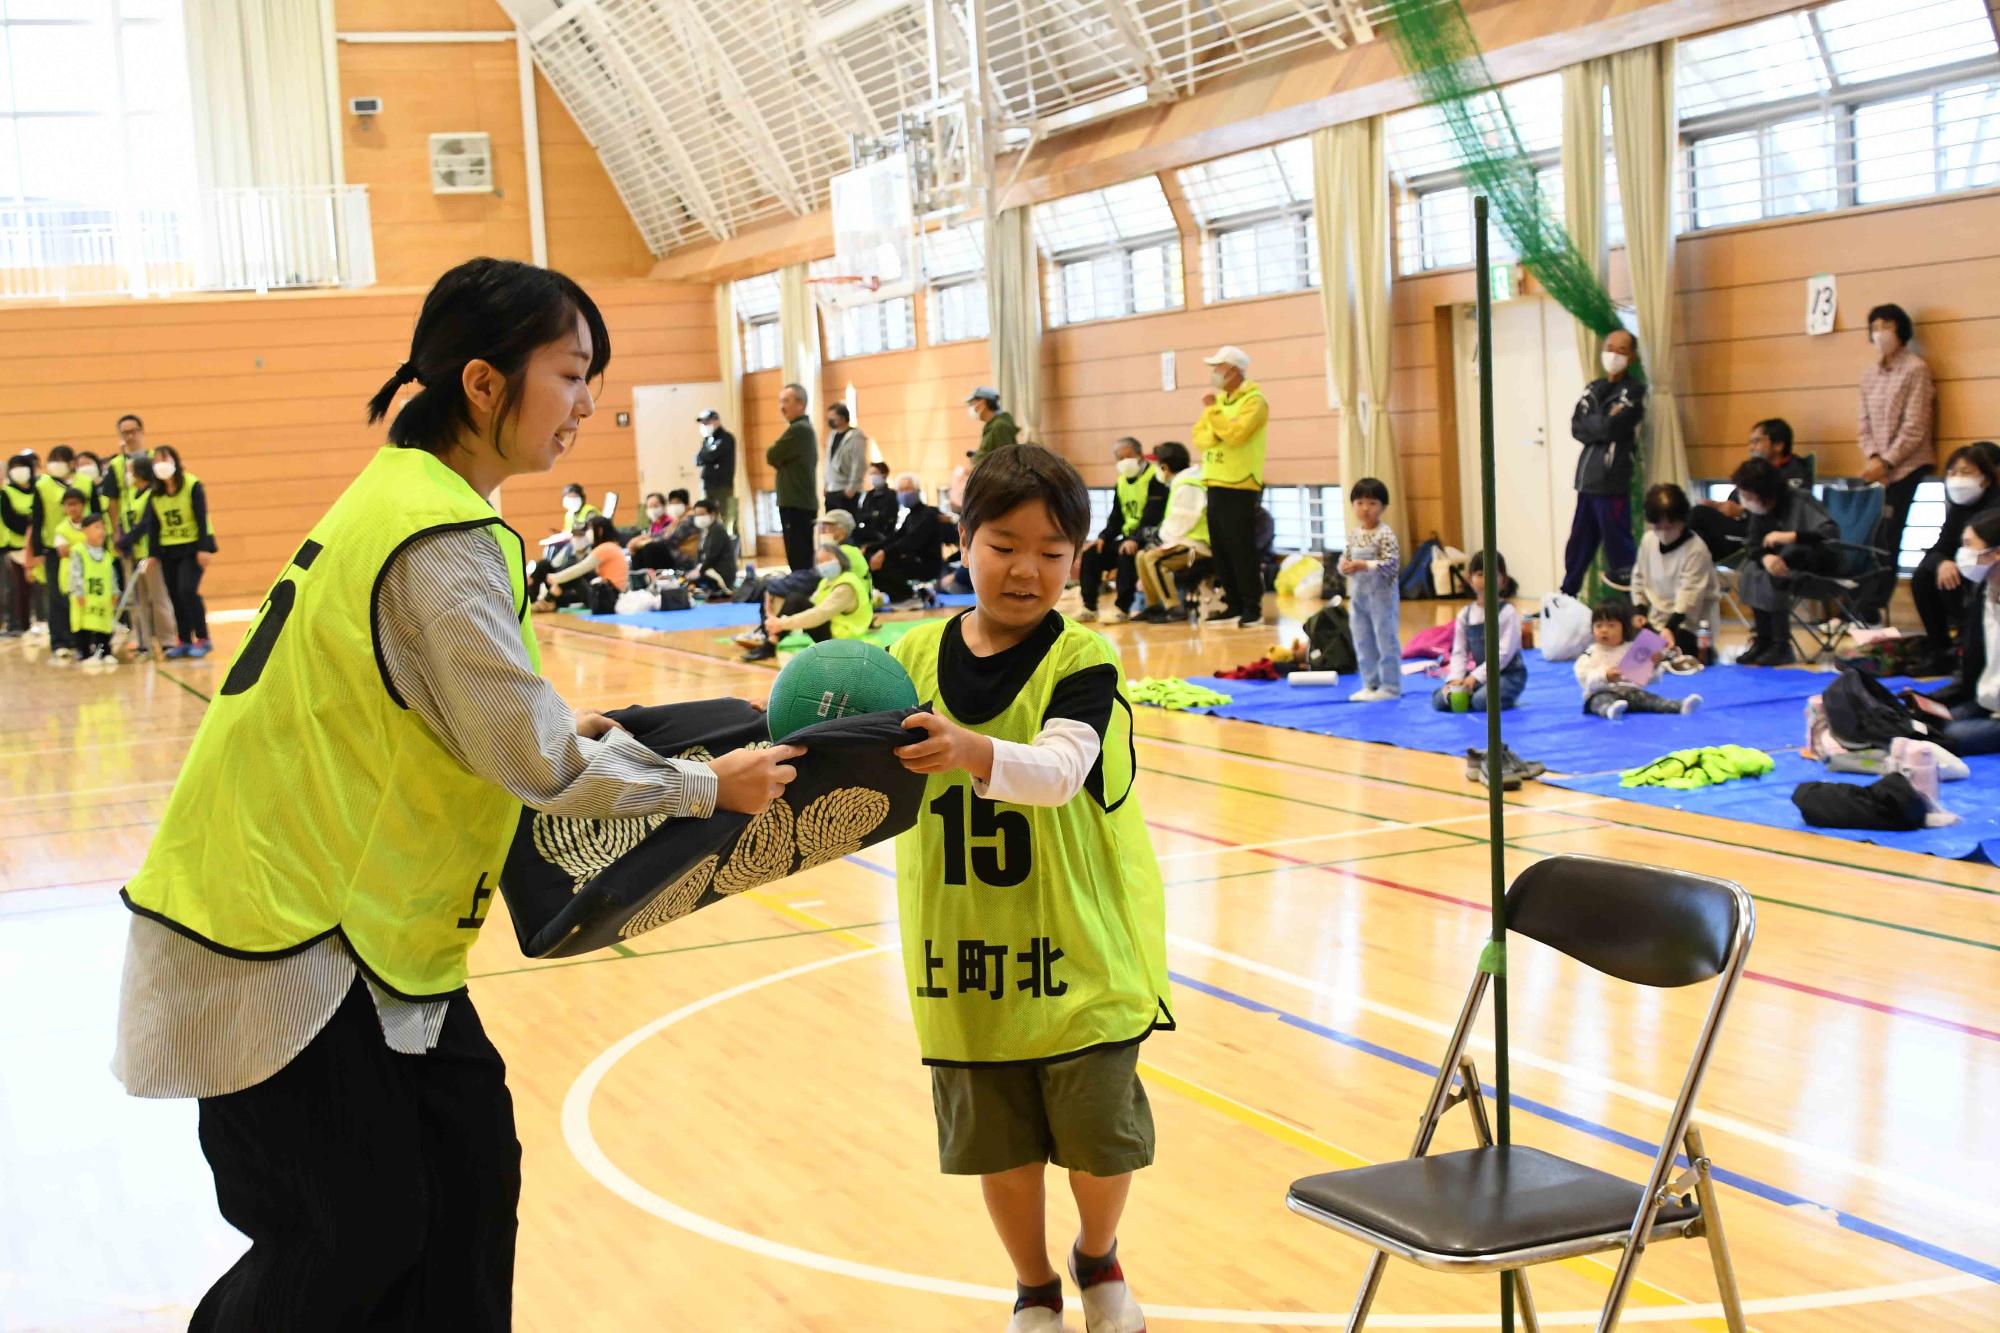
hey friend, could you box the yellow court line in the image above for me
[748,890,1747,1328]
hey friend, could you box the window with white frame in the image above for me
[1177,137,1319,301]
[1678,0,2000,231]
[1034,176,1184,326]
[754,490,780,539]
[1265,485,1346,553]
[734,272,782,373]
[0,1,196,255]
[923,225,988,344]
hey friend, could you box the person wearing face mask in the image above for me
[1855,302,1936,626]
[1910,443,2000,673]
[628,488,701,572]
[685,497,738,596]
[866,473,945,603]
[854,461,898,547]
[764,540,871,644]
[823,403,870,517]
[768,383,820,572]
[112,259,801,1329]
[1075,438,1165,624]
[1909,511,2000,754]
[967,386,1019,456]
[28,445,98,656]
[116,453,176,656]
[738,510,869,661]
[639,491,674,537]
[1690,419,1810,560]
[1192,345,1270,629]
[1,451,35,636]
[694,409,737,535]
[118,444,216,658]
[555,482,599,537]
[1561,329,1646,597]
[1630,483,1720,663]
[1731,455,1839,666]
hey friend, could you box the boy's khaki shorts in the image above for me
[931,1041,1155,1177]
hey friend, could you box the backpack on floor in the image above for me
[1536,592,1593,662]
[1301,574,1358,674]
[1823,668,1935,751]
[1399,539,1441,600]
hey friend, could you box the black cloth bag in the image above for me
[1791,773,1927,832]
[498,699,927,957]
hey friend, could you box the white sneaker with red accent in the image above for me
[1006,1304,1067,1332]
[1070,1254,1145,1333]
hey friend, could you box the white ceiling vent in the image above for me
[429,132,495,195]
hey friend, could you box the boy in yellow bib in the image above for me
[68,510,120,669]
[892,445,1170,1333]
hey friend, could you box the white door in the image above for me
[1452,297,1581,598]
[632,382,725,510]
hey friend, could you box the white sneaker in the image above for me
[1349,687,1385,702]
[1602,698,1628,720]
[1105,608,1130,624]
[1070,1251,1145,1333]
[1678,693,1702,715]
[1006,1305,1067,1332]
[1074,606,1099,623]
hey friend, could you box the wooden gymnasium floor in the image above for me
[3,595,1997,1332]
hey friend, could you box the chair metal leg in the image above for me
[1686,1127,1748,1333]
[1346,1251,1389,1332]
[1512,1268,1543,1333]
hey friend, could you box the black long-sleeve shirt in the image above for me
[854,486,898,548]
[1745,487,1838,555]
[1570,376,1647,495]
[879,501,945,580]
[696,427,736,491]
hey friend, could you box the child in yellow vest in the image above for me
[45,489,89,666]
[69,511,120,671]
[891,444,1169,1333]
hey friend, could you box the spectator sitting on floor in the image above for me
[1631,482,1720,662]
[854,461,898,548]
[629,489,701,571]
[1911,442,2000,675]
[531,514,627,611]
[1912,511,2000,754]
[1732,456,1839,668]
[736,510,865,662]
[867,474,945,603]
[683,497,738,597]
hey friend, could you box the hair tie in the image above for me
[397,360,423,387]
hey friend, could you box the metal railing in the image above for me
[0,185,375,301]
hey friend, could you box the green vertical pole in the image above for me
[1473,193,1514,1333]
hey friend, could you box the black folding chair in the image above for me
[1286,854,1754,1332]
[1788,482,1896,661]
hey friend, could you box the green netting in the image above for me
[1379,0,1622,340]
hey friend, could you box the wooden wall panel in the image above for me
[0,282,716,605]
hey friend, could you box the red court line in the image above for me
[1147,820,2000,1045]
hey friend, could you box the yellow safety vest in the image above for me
[70,546,118,634]
[52,518,86,592]
[1168,468,1209,545]
[123,447,540,1000]
[151,475,202,548]
[36,474,96,546]
[1193,379,1268,490]
[119,487,154,560]
[1114,464,1156,537]
[812,563,875,639]
[1,483,32,552]
[891,614,1171,1065]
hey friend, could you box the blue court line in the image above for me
[838,852,2000,1287]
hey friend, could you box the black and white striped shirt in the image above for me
[114,525,717,1099]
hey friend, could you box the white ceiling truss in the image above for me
[511,0,1386,256]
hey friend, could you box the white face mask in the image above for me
[1741,497,1769,517]
[967,405,983,421]
[75,464,99,483]
[867,473,887,489]
[694,514,713,530]
[1945,476,1987,507]
[1115,457,1142,480]
[666,503,686,519]
[1602,350,1630,375]
[1957,547,1994,583]
[7,465,28,486]
[1872,329,1898,354]
[702,424,716,438]
[645,505,665,521]
[1209,368,1230,390]
[47,460,70,479]
[562,494,582,513]
[151,460,175,481]
[815,559,841,580]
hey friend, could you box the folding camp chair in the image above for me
[1788,482,1896,662]
[1286,854,1754,1333]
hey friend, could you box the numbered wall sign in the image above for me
[1806,273,1837,336]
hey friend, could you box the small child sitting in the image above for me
[1575,600,1702,720]
[1431,550,1527,712]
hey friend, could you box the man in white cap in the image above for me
[694,409,737,534]
[967,386,1020,456]
[1193,345,1269,628]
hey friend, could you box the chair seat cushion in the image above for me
[1289,1146,1698,1259]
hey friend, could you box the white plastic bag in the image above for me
[614,589,658,615]
[1537,591,1593,661]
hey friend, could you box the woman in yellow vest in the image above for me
[2,450,34,635]
[112,453,176,654]
[120,443,216,657]
[113,257,803,1330]
[763,538,874,643]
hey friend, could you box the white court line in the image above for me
[564,947,1986,1326]
[1167,934,2000,1227]
[0,779,174,809]
[1154,798,1612,862]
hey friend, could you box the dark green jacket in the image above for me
[766,415,819,510]
[978,411,1020,455]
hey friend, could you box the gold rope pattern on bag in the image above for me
[795,789,891,871]
[620,855,718,938]
[532,811,669,893]
[715,800,796,894]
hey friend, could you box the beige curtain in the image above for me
[713,283,752,540]
[777,261,822,442]
[985,206,1042,442]
[1562,57,1610,387]
[1609,41,1690,489]
[1313,118,1403,538]
[183,0,339,288]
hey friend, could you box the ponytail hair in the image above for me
[367,257,610,456]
